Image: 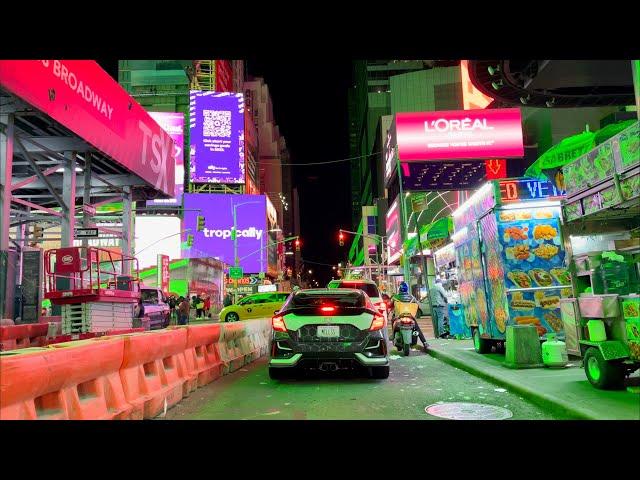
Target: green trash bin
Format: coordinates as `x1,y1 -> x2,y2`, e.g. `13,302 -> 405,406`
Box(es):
504,324 -> 544,369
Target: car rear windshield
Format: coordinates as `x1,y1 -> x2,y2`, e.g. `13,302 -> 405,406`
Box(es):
288,291 -> 366,309
336,282 -> 379,299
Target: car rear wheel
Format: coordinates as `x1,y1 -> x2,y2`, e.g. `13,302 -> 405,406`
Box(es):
225,312 -> 239,322
370,366 -> 389,379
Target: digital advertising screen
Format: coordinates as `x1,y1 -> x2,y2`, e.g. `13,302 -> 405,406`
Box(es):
189,91 -> 245,184
146,112 -> 185,206
182,194 -> 267,273
386,196 -> 402,264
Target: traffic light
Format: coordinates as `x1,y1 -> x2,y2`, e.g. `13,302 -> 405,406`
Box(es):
295,239 -> 300,252
186,234 -> 194,247
339,231 -> 344,247
196,215 -> 205,232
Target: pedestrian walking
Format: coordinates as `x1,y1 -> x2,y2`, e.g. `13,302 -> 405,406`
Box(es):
204,295 -> 211,318
178,296 -> 190,325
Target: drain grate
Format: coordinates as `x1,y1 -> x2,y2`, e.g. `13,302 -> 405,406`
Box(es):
425,402 -> 513,420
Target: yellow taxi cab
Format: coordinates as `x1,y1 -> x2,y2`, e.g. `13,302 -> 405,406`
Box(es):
219,291 -> 291,322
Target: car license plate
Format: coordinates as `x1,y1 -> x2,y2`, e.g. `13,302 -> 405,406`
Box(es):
317,325 -> 339,338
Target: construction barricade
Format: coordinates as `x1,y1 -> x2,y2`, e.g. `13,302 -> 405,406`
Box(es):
0,337 -> 132,420
183,324 -> 223,392
217,322 -> 248,375
119,329 -> 188,419
0,323 -> 50,351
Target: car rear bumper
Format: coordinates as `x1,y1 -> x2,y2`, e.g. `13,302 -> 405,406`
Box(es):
269,352 -> 388,368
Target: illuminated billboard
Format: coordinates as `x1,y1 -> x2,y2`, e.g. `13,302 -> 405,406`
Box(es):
396,108 -> 524,162
182,194 -> 267,273
189,91 -> 245,184
386,196 -> 402,264
146,112 -> 185,206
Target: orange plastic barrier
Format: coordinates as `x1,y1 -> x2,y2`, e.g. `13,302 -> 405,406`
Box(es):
0,324 -> 49,351
0,337 -> 132,420
119,330 -> 188,419
217,322 -> 247,374
183,324 -> 223,392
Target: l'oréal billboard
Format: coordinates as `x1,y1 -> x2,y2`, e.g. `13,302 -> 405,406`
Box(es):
189,91 -> 245,184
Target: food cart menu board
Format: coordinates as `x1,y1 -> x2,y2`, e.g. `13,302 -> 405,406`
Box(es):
496,207 -> 572,337
454,226 -> 490,334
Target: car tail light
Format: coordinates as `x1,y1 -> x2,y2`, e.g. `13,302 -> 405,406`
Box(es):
369,313 -> 385,331
320,306 -> 336,313
272,314 -> 287,332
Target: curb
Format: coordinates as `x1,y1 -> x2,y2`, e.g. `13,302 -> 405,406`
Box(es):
426,347 -> 594,420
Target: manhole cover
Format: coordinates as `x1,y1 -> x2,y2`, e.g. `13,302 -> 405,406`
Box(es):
425,402 -> 512,420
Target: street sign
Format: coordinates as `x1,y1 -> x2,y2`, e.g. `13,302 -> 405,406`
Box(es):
229,266 -> 243,279
83,204 -> 96,216
75,228 -> 99,238
258,272 -> 265,279
411,192 -> 428,213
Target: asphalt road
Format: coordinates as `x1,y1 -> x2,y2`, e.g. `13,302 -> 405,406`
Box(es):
162,345 -> 566,420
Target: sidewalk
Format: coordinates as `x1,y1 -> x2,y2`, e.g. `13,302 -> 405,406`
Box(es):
426,339 -> 640,420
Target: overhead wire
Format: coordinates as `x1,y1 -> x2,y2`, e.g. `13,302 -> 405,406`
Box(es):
258,151 -> 382,166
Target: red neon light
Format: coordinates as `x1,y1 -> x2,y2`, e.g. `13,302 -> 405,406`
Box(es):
485,159 -> 507,180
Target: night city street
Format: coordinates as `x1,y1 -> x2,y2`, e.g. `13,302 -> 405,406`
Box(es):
1,57 -> 639,427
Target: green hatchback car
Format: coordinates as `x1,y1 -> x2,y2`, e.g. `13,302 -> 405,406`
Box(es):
268,288 -> 389,379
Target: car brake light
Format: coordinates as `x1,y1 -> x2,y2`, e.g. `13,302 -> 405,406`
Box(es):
272,314 -> 287,332
320,306 -> 336,313
370,313 -> 385,331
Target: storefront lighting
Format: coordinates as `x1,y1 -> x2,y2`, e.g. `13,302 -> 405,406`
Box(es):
502,201 -> 561,210
450,227 -> 468,243
546,98 -> 556,108
55,167 -> 83,173
491,80 -> 504,90
488,65 -> 501,76
285,251 -> 294,255
452,182 -> 492,218
520,95 -> 530,105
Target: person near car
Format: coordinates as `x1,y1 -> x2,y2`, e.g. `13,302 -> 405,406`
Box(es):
168,295 -> 177,323
223,291 -> 233,307
178,296 -> 190,325
431,278 -> 451,338
203,295 -> 211,318
391,282 -> 429,350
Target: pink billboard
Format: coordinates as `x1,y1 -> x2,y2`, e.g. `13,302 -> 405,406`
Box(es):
147,111 -> 184,205
0,60 -> 175,196
396,108 -> 524,162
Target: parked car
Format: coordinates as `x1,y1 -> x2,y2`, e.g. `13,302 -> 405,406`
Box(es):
140,286 -> 170,330
219,292 -> 290,322
268,288 -> 389,379
327,279 -> 388,319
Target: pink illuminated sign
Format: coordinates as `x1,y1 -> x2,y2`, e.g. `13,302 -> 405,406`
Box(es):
396,108 -> 524,162
0,60 -> 175,196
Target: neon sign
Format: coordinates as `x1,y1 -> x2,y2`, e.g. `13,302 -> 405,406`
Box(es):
499,179 -> 566,203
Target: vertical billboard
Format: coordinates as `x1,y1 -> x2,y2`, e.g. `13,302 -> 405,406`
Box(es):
386,196 -> 402,264
157,254 -> 170,293
189,91 -> 245,184
146,112 -> 185,206
182,194 -> 267,273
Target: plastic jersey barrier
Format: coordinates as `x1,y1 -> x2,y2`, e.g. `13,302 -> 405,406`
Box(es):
119,329 -> 188,419
182,324 -> 223,391
0,337 -> 131,420
1,324 -> 50,351
217,322 -> 248,374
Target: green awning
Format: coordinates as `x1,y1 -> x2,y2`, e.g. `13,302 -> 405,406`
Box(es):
405,217 -> 453,256
525,130 -> 595,181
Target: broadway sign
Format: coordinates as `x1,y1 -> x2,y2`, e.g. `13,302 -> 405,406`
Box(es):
0,60 -> 176,197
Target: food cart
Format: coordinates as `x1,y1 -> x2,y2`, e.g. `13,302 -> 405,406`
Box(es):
560,121 -> 640,389
452,178 -> 571,353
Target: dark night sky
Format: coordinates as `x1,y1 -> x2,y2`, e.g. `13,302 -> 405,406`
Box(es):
246,60 -> 353,285
98,60 -> 353,286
